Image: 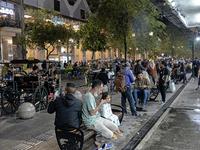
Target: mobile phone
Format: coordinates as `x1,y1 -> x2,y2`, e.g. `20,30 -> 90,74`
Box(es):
55,90 -> 59,97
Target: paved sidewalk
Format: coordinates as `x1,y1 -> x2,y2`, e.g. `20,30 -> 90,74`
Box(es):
0,74 -> 192,150
136,77 -> 200,150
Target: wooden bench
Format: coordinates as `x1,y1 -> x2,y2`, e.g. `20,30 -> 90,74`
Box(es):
55,104 -> 124,150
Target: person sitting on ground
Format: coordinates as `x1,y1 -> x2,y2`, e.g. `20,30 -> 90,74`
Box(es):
99,92 -> 122,129
133,72 -> 151,109
47,83 -> 82,131
82,80 -> 118,149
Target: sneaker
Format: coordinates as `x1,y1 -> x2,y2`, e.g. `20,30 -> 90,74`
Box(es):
196,87 -> 199,90
142,104 -> 145,109
101,143 -> 114,150
160,101 -> 165,105
136,102 -> 139,107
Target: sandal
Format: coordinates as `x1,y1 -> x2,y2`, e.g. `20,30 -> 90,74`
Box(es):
112,134 -> 117,139
133,114 -> 142,117
115,130 -> 123,136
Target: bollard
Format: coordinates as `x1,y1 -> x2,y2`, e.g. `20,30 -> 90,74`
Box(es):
18,102 -> 35,119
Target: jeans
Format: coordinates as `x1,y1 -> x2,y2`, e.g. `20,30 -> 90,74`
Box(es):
133,89 -> 150,105
121,87 -> 137,115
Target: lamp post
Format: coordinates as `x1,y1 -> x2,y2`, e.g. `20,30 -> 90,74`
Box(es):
20,0 -> 26,59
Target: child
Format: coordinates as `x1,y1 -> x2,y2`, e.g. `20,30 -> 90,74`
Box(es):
99,92 -> 123,137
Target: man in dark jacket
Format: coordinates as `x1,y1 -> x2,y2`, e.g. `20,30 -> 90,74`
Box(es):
48,83 -> 82,131
134,60 -> 144,75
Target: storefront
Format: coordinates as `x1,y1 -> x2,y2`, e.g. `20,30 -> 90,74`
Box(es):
0,1 -> 21,61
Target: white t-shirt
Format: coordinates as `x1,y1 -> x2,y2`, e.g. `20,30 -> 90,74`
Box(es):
108,71 -> 115,79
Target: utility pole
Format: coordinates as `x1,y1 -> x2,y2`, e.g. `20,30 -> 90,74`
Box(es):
20,0 -> 26,59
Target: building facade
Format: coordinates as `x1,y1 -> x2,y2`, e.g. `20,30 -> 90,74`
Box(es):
0,0 -> 128,63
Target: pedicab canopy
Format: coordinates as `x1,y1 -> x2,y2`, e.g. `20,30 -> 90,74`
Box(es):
10,59 -> 41,64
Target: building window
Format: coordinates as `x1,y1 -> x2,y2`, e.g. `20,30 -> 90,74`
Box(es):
54,0 -> 60,12
80,9 -> 85,19
68,0 -> 77,6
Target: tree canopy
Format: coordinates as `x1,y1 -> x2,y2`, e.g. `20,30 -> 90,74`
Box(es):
79,17 -> 110,59
19,8 -> 75,60
86,0 -> 166,61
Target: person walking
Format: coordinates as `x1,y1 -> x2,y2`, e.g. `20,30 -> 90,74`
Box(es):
121,62 -> 140,116
157,61 -> 169,105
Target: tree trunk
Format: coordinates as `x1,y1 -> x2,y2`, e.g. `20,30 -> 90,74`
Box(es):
123,30 -> 127,62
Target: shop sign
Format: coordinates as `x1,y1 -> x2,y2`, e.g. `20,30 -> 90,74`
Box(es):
0,7 -> 14,15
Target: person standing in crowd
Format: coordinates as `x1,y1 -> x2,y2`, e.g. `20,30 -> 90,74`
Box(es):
96,68 -> 108,86
115,62 -> 121,75
179,63 -> 188,83
134,60 -> 143,75
121,62 -> 140,116
148,60 -> 156,79
157,61 -> 169,105
107,67 -> 115,92
193,57 -> 199,78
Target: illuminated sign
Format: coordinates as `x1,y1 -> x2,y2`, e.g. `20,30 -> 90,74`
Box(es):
0,7 -> 14,15
53,19 -> 63,25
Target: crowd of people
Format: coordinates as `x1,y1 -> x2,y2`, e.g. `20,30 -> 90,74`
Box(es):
48,57 -> 196,150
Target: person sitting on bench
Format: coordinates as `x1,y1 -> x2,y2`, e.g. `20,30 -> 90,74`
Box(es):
47,83 -> 82,131
133,72 -> 151,109
82,80 -> 118,149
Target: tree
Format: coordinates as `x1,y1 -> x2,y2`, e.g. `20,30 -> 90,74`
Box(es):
160,22 -> 192,58
88,0 -> 165,61
19,9 -> 74,60
79,17 -> 110,59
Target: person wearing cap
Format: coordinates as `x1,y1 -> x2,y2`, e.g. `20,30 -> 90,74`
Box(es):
193,57 -> 199,78
48,83 -> 82,131
121,62 -> 140,116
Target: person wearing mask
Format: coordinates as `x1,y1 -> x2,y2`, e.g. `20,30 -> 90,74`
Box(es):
157,61 -> 169,105
82,80 -> 117,149
121,62 -> 140,116
193,57 -> 199,78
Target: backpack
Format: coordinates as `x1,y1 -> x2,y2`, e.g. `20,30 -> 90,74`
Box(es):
114,69 -> 128,92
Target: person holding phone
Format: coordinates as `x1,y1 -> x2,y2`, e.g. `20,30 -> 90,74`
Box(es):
48,83 -> 82,132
